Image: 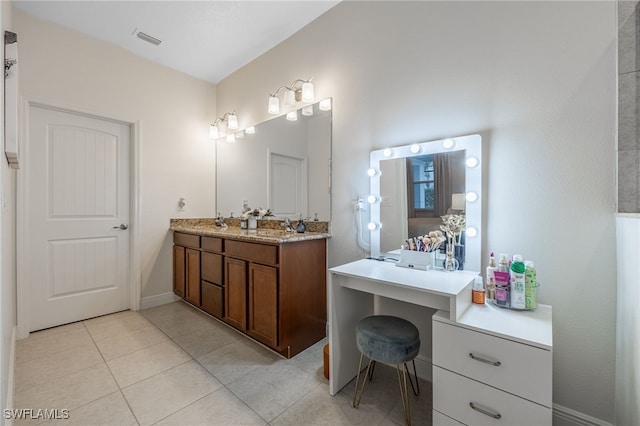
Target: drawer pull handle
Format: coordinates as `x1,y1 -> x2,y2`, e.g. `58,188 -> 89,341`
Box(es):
469,352 -> 501,366
469,402 -> 502,419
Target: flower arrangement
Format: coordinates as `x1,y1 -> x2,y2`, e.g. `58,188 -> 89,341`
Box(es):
440,214 -> 466,246
241,203 -> 273,219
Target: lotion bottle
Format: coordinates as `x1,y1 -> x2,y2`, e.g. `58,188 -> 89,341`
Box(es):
486,252 -> 496,300
510,254 -> 526,309
472,276 -> 485,304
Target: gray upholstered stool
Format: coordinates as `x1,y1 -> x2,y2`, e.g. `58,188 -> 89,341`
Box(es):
352,315 -> 420,426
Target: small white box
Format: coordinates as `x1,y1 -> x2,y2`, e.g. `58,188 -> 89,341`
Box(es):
397,249 -> 435,270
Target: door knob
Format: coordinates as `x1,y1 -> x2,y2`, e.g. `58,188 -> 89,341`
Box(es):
113,224 -> 129,230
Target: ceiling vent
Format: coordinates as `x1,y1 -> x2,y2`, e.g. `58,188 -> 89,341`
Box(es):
136,31 -> 162,46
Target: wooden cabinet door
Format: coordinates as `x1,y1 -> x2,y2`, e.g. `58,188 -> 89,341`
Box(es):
184,248 -> 201,306
247,263 -> 278,347
225,257 -> 247,331
173,245 -> 185,298
201,252 -> 223,285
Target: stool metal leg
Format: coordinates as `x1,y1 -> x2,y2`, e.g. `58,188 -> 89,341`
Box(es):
404,360 -> 420,396
396,364 -> 411,426
353,354 -> 374,408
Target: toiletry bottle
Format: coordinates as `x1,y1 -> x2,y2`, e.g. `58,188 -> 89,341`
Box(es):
494,253 -> 510,306
296,215 -> 307,233
486,252 -> 496,300
510,254 -> 526,309
524,260 -> 537,310
472,276 -> 485,304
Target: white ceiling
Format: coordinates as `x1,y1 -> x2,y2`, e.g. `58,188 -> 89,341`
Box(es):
12,1 -> 340,84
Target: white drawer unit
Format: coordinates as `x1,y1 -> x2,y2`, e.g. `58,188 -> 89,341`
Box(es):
432,303 -> 553,426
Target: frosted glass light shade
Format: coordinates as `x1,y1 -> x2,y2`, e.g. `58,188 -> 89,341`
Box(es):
284,89 -> 296,106
302,105 -> 314,116
268,96 -> 280,114
301,82 -> 314,102
245,126 -> 255,134
286,111 -> 298,121
227,114 -> 238,130
319,98 -> 332,111
209,124 -> 219,139
226,133 -> 236,143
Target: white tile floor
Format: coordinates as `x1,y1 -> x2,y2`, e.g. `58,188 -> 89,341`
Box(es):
13,301 -> 432,425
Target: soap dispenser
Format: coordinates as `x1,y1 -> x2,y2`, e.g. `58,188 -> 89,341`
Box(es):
296,215 -> 307,233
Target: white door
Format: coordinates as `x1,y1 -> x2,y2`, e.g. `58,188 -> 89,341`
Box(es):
269,152 -> 306,218
27,105 -> 131,331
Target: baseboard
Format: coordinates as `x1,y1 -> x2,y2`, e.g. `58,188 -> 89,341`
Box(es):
139,292 -> 180,310
5,325 -> 17,426
553,403 -> 613,426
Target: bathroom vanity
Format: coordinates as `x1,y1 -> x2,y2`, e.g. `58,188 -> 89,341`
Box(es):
171,219 -> 330,358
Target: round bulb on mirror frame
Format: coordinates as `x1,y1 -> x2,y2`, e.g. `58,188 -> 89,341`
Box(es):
442,138 -> 455,149
383,148 -> 393,157
209,124 -> 219,139
319,98 -> 332,111
367,222 -> 380,231
367,195 -> 379,204
410,144 -> 421,154
466,227 -> 478,238
245,126 -> 255,134
465,192 -> 478,203
301,81 -> 314,103
366,168 -> 379,177
465,157 -> 479,168
268,96 -> 280,115
227,114 -> 238,130
286,111 -> 298,121
226,133 -> 236,143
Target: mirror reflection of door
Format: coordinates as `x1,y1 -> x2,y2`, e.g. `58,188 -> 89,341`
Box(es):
269,152 -> 307,218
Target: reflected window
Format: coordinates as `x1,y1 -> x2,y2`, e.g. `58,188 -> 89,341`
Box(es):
409,155 -> 434,211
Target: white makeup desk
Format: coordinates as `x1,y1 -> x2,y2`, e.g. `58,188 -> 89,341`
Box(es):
328,258 -> 553,425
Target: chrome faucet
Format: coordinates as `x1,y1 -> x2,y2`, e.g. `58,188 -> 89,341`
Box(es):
215,212 -> 227,228
281,217 -> 294,232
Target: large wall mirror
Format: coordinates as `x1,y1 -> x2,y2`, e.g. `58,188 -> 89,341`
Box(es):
216,100 -> 332,220
369,134 -> 482,272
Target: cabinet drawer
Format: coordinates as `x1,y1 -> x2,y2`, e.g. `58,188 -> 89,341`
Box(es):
433,366 -> 551,426
225,240 -> 278,265
432,410 -> 464,426
201,281 -> 224,319
201,252 -> 223,285
202,236 -> 223,253
433,320 -> 552,407
174,232 -> 200,249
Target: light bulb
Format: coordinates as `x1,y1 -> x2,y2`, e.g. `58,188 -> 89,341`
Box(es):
366,168 -> 379,177
367,195 -> 379,204
209,124 -> 219,139
466,227 -> 478,238
442,138 -> 455,149
319,98 -> 332,111
367,222 -> 380,231
465,192 -> 478,202
268,95 -> 280,115
410,144 -> 421,154
226,133 -> 236,143
301,81 -> 314,102
465,157 -> 479,168
301,105 -> 313,116
383,148 -> 393,157
286,111 -> 298,121
245,126 -> 255,134
227,113 -> 238,130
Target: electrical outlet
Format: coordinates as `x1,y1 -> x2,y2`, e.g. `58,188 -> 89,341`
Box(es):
177,198 -> 186,211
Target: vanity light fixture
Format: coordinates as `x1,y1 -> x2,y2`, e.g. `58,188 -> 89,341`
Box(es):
268,77 -> 314,115
367,168 -> 380,177
383,148 -> 393,158
410,144 -> 421,154
235,131 -> 244,139
209,111 -> 239,139
442,138 -> 455,149
465,157 -> 479,168
245,126 -> 255,134
367,195 -> 379,204
465,192 -> 478,203
367,222 -> 381,231
286,111 -> 298,121
319,98 -> 332,111
301,105 -> 314,116
226,133 -> 236,143
466,227 -> 478,238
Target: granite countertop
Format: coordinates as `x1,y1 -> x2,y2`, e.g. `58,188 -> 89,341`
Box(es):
170,218 -> 331,244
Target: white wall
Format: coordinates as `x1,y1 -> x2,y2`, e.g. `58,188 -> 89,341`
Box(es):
1,0 -> 15,420
13,10 -> 217,301
216,1 -> 617,423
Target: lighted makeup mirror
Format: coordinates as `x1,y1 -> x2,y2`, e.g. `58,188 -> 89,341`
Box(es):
369,134 -> 482,272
